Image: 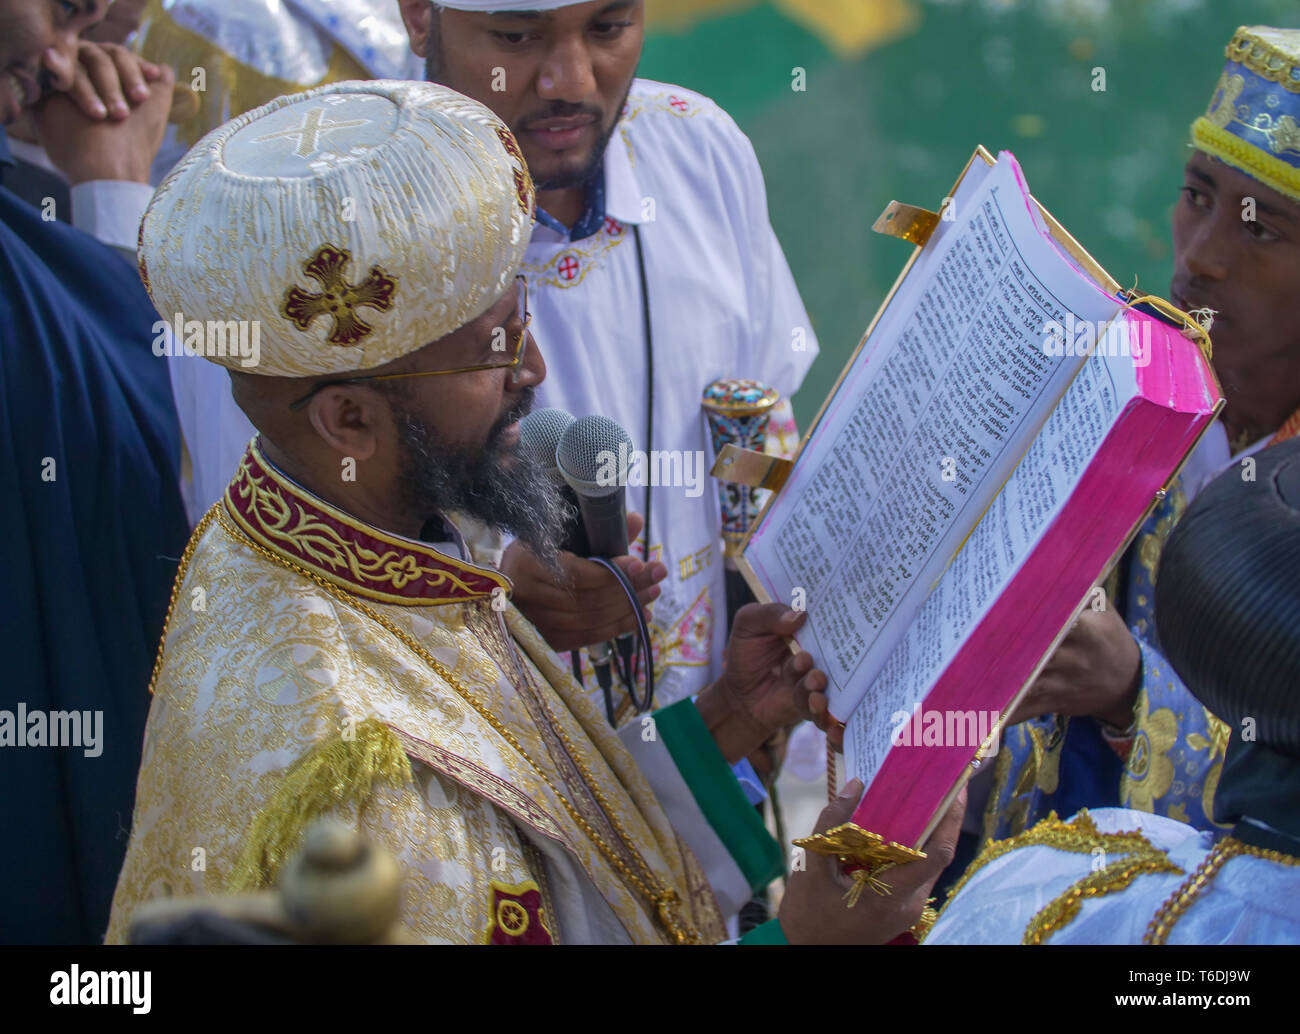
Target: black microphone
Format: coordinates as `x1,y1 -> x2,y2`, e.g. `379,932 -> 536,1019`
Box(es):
518,407 -> 589,556
555,415 -> 632,560
556,416 -> 638,719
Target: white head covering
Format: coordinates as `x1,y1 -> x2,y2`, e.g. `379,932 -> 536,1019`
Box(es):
138,79 -> 536,378
435,1 -> 589,10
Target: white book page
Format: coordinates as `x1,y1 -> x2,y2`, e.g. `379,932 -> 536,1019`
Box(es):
744,153 -> 1123,719
842,348 -> 1137,785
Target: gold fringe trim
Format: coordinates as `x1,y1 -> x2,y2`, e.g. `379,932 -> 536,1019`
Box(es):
228,719 -> 413,892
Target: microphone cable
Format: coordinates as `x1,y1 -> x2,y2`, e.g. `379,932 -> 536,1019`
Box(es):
590,555 -> 655,726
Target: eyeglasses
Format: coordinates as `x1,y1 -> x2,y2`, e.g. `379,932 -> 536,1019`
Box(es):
289,276 -> 532,411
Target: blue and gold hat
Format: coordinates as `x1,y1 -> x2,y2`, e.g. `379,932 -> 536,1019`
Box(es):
1192,26 -> 1300,203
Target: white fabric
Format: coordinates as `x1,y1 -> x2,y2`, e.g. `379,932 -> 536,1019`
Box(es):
141,80 -> 535,378
147,0 -> 426,182
527,79 -> 818,709
436,1 -> 586,10
617,715 -> 752,918
928,808 -> 1300,944
69,180 -> 154,251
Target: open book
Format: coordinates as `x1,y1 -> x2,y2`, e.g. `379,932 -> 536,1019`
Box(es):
736,149 -> 1222,852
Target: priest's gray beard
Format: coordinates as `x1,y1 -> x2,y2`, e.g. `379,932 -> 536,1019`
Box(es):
388,390 -> 574,574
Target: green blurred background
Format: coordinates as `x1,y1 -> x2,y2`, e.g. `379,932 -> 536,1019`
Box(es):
638,0 -> 1297,427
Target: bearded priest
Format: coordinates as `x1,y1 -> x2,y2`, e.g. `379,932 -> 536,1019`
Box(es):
105,80 -> 945,946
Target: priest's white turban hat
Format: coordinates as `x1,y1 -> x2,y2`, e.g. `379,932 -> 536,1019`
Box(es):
138,79 -> 536,378
435,1 -> 591,10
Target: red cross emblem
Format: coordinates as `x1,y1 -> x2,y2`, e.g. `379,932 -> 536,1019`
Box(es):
669,96 -> 689,112
558,255 -> 580,281
604,217 -> 624,237
282,244 -> 397,346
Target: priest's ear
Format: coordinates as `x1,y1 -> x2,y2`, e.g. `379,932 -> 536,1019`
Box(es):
397,0 -> 436,59
304,384 -> 386,464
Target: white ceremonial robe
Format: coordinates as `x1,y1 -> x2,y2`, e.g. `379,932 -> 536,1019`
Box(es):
525,79 -> 818,712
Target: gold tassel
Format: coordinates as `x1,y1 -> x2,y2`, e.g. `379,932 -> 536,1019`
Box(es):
843,863 -> 895,907
229,719 -> 412,893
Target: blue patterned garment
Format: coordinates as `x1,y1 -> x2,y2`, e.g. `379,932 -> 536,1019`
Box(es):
985,477 -> 1230,842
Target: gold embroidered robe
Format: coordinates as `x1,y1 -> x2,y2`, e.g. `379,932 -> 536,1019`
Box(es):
105,444 -> 769,944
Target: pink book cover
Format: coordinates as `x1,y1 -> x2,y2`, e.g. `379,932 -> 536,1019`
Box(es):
851,311 -> 1221,847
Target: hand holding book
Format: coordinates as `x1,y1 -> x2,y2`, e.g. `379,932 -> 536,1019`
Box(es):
728,148 -> 1221,859
1007,607 -> 1143,728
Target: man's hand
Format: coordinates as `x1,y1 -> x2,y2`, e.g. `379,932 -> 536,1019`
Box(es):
33,48 -> 173,185
1008,606 -> 1141,728
695,603 -> 837,764
44,41 -> 165,122
778,780 -> 965,944
500,512 -> 666,653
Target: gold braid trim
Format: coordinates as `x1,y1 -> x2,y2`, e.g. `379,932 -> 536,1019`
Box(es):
228,718 -> 413,892
1025,853 -> 1182,945
1226,28 -> 1300,94
1144,836 -> 1300,944
148,505 -> 221,695
909,900 -> 939,943
935,810 -> 1167,929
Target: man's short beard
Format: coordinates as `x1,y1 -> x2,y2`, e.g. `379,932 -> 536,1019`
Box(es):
387,388 -> 574,574
423,4 -> 634,192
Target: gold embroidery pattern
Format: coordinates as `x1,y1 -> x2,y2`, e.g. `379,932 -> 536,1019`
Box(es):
110,521 -> 592,944
1145,835 -> 1300,944
483,879 -> 554,945
1136,483 -> 1186,588
1123,690 -> 1178,814
1226,28 -> 1300,94
216,508 -> 704,945
984,718 -> 1067,840
282,244 -> 397,346
493,125 -> 535,217
389,725 -> 565,843
225,444 -> 509,606
939,810 -> 1167,928
1025,853 -> 1182,945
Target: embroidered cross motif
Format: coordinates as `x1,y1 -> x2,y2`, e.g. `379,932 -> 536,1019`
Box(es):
604,217 -> 625,236
669,96 -> 689,112
254,106 -> 370,159
495,125 -> 524,165
493,125 -> 533,214
282,245 -> 397,346
558,255 -> 580,281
